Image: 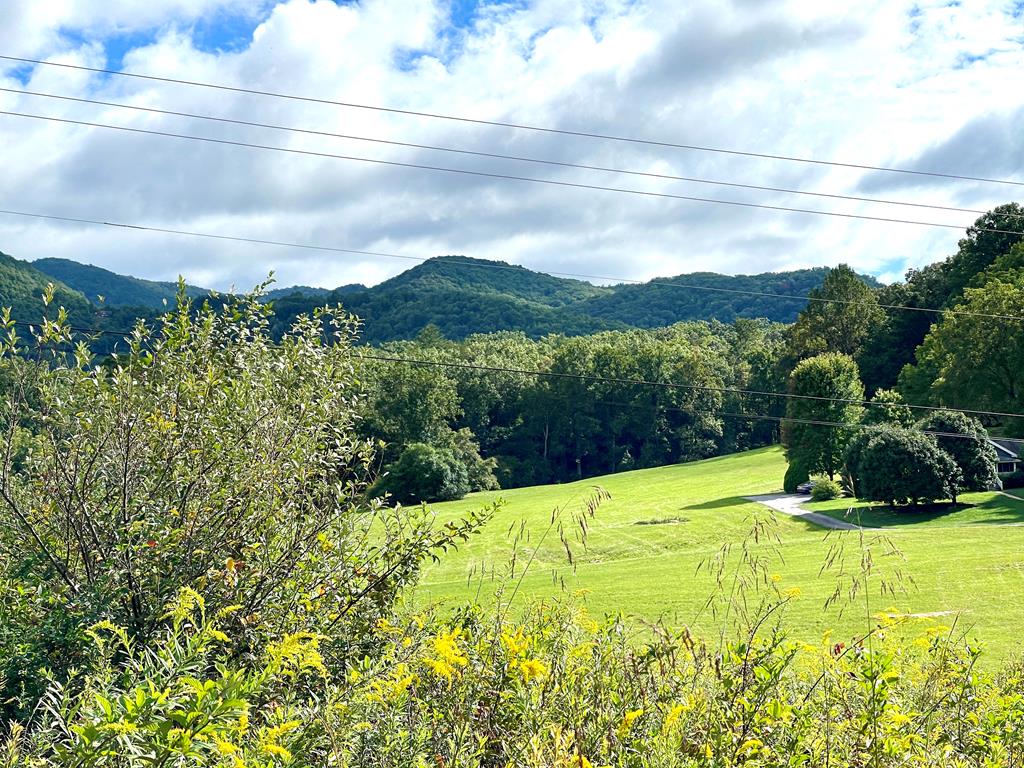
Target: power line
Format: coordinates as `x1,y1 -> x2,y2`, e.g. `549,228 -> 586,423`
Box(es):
12,316 -> 1023,422
3,86 -> 1020,222
2,206 -> 1022,322
5,109 -> 1024,238
3,53 -> 1023,189
599,400 -> 995,444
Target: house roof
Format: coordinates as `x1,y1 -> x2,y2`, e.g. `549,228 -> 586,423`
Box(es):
989,438 -> 1024,460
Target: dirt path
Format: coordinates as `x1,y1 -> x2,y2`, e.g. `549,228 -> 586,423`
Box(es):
744,493 -> 863,530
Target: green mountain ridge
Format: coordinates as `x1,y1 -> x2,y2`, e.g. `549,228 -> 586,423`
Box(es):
268,256 -> 879,342
32,258 -> 207,310
9,251 -> 880,343
0,252 -> 94,326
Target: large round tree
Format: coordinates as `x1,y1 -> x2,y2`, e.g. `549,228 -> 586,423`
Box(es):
845,425 -> 962,506
916,410 -> 998,492
783,353 -> 864,481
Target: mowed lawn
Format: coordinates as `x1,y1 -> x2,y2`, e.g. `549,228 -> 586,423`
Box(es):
415,447 -> 1024,659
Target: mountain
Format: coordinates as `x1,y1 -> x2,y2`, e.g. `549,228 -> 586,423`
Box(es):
267,256 -> 879,343
580,268 -> 881,328
0,252 -> 94,326
7,251 -> 881,344
35,258 -> 363,308
267,256 -> 623,343
266,285 -> 339,301
32,258 -> 207,310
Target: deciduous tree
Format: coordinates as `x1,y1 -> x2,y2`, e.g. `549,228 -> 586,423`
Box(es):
783,353 -> 865,480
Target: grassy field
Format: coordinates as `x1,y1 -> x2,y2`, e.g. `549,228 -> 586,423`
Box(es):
416,447 -> 1024,659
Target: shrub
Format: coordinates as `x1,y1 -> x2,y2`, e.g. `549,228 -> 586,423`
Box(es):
845,425 -> 962,506
0,290 -> 492,717
448,427 -> 499,493
811,477 -> 843,501
8,589 -> 333,767
375,443 -> 471,504
783,459 -> 810,493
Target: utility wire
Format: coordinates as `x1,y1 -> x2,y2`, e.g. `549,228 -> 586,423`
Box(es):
10,318 -> 1024,422
3,52 -> 1023,189
4,109 -> 1024,238
598,399 -> 997,444
3,86 -> 1019,222
2,206 -> 1023,322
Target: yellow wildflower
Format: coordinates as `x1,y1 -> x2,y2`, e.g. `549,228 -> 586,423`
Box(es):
422,657 -> 455,680
519,658 -> 548,682
261,744 -> 292,761
738,738 -> 764,755
501,628 -> 530,657
616,708 -> 643,738
663,703 -> 686,732
433,627 -> 469,666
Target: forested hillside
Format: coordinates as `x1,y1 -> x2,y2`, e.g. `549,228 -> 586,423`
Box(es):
0,251 -> 94,326
267,257 -> 880,342
33,257 -> 208,309
23,251 -> 877,343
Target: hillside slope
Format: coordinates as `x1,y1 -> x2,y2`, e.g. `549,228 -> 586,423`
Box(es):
267,257 -> 875,342
33,258 -> 207,310
420,446 -> 1024,658
0,252 -> 94,325
13,251 -> 879,342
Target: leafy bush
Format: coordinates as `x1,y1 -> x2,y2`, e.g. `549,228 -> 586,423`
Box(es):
374,428 -> 500,504
375,443 -> 471,504
916,409 -> 998,491
783,459 -> 810,493
6,589 -> 333,767
0,290 -> 491,717
845,425 -> 962,506
810,477 -> 843,501
448,427 -> 499,493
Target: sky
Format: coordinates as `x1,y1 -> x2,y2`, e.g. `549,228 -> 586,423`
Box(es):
0,0 -> 1022,292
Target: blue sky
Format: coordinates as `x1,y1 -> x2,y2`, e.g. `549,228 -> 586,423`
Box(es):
0,0 -> 1021,290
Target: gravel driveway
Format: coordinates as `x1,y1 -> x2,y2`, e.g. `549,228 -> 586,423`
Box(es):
744,493 -> 862,530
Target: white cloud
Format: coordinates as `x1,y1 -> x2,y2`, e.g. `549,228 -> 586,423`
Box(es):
0,0 -> 1022,291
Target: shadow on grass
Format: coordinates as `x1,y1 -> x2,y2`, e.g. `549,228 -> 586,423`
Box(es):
819,495 -> 1024,528
681,496 -> 755,511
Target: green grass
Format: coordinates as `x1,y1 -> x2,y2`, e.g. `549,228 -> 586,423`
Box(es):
416,447 -> 1024,660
